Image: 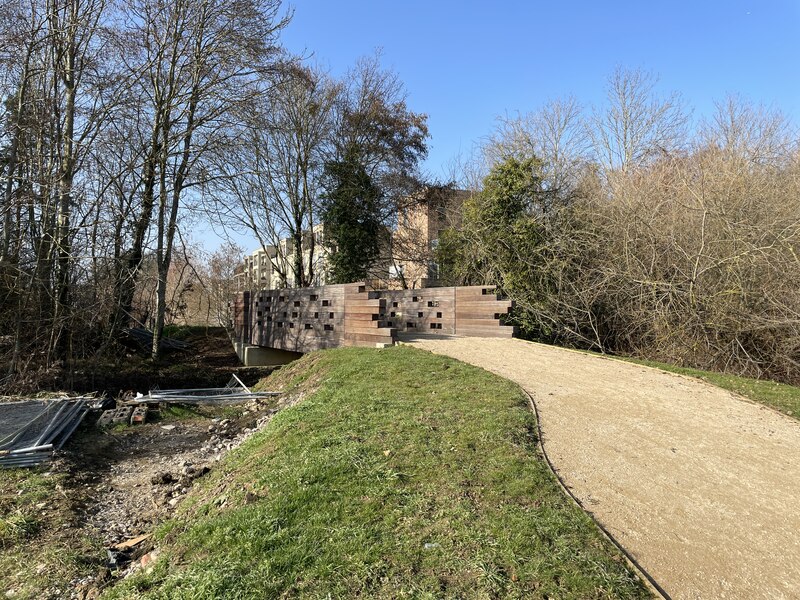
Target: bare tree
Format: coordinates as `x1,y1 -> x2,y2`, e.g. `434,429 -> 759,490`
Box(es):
484,96 -> 590,211
212,65 -> 338,288
699,94 -> 797,165
590,67 -> 689,173
120,0 -> 287,358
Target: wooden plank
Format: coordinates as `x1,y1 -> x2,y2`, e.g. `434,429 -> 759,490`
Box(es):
456,326 -> 516,337
454,301 -> 512,310
455,319 -> 507,327
345,332 -> 395,343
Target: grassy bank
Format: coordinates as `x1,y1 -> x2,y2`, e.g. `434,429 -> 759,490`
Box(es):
106,346 -> 647,599
0,469 -> 103,598
618,357 -> 800,419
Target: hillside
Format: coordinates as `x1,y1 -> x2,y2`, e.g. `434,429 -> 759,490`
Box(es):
104,346 -> 647,599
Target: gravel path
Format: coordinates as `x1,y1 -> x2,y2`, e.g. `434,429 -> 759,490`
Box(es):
410,337 -> 800,600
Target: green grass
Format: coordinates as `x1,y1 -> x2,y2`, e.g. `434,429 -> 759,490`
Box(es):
105,346 -> 648,599
0,469 -> 103,599
156,404 -> 205,421
617,357 -> 800,419
0,470 -> 53,548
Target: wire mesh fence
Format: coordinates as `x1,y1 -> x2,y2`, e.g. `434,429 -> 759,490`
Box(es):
0,397 -> 91,468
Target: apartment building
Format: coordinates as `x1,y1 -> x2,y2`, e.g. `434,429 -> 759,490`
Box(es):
391,187 -> 469,289
235,224 -> 328,290
235,188 -> 468,292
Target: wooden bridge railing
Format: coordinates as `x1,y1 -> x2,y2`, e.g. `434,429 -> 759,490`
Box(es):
231,282 -> 515,354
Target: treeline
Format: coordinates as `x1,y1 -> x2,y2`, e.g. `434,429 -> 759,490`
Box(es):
0,0 -> 428,375
439,69 -> 800,384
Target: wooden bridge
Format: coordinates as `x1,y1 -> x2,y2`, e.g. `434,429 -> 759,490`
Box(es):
231,283 -> 514,362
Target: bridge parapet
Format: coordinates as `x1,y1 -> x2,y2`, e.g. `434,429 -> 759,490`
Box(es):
231,283 -> 514,355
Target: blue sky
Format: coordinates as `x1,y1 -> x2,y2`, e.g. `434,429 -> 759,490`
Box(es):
281,0 -> 800,179
204,1 -> 798,252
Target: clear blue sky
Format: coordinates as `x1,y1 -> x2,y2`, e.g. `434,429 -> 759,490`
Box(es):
202,0 -> 798,252
281,0 -> 800,179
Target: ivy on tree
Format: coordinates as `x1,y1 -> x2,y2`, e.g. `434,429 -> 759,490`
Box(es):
321,146 -> 384,284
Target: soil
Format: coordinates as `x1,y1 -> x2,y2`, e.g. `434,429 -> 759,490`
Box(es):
24,397 -> 289,600
411,337 -> 800,600
69,412 -> 252,547
0,327 -> 289,600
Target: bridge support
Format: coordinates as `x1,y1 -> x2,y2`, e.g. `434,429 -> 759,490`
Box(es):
233,342 -> 303,367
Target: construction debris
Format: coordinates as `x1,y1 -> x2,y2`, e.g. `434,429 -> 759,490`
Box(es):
131,406 -> 148,425
0,396 -> 91,468
141,374 -> 279,405
113,533 -> 152,552
97,406 -> 133,428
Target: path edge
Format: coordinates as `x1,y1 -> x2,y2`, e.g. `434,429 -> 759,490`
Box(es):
522,388 -> 671,600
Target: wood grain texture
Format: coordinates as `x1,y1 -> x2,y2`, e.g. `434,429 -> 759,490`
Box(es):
231,283 -> 514,353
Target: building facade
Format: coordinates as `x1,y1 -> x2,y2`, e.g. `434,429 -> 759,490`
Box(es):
391,187 -> 469,289
235,188 -> 468,292
235,224 -> 329,291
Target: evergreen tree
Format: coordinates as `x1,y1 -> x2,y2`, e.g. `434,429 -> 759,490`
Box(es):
321,146 -> 384,283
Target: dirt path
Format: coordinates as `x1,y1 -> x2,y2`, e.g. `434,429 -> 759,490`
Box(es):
410,337 -> 800,600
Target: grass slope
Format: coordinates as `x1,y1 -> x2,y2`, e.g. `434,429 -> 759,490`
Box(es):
106,346 -> 647,599
619,357 -> 800,419
0,469 -> 102,598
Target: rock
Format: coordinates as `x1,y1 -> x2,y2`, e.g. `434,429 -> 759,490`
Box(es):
150,472 -> 174,485
140,549 -> 160,569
